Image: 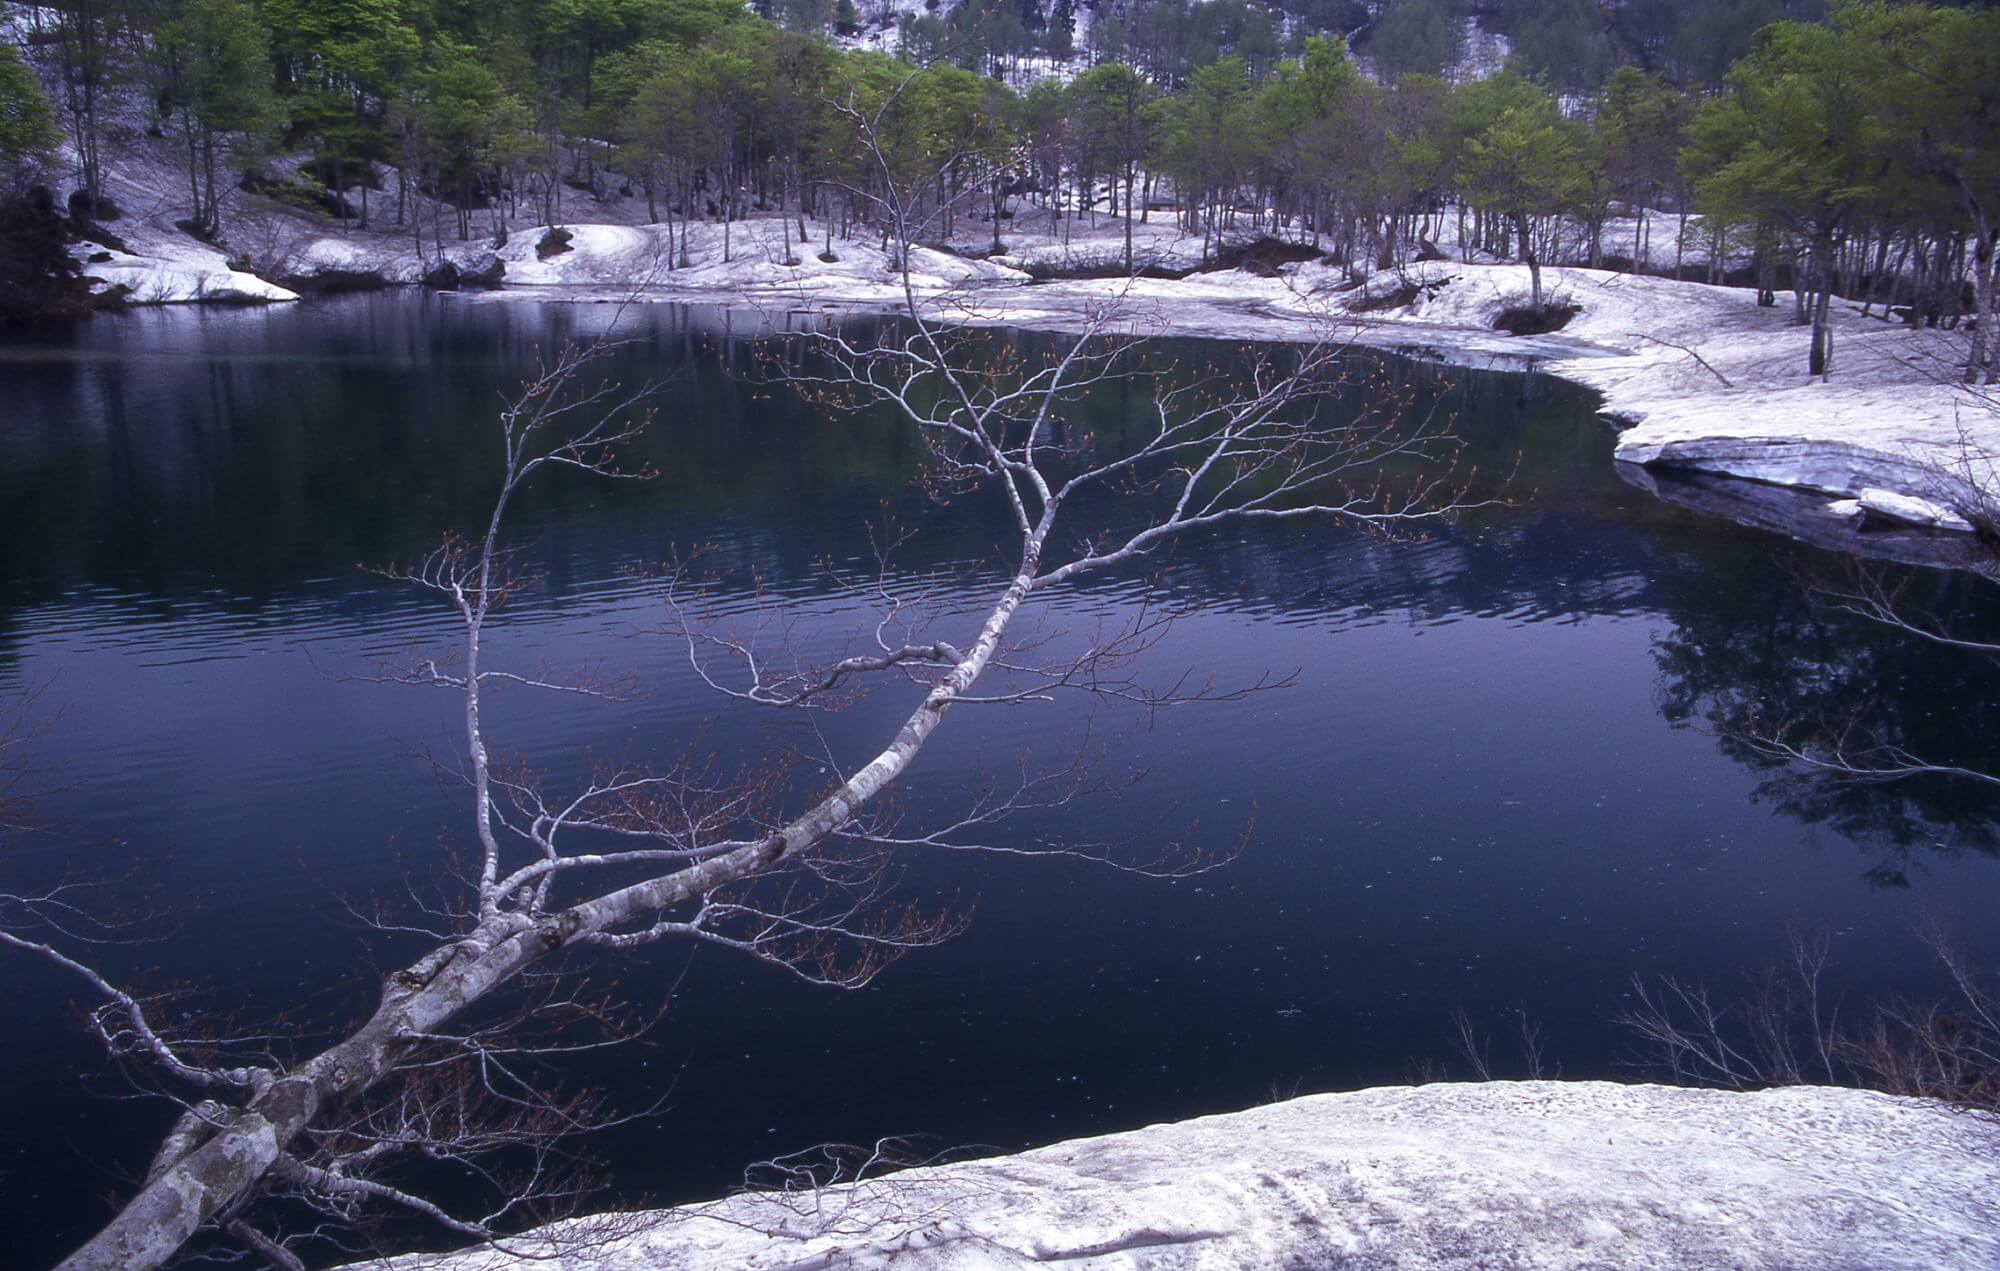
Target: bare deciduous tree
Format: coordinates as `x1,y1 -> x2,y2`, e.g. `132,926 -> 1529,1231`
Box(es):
3,92 -> 1482,1271
1620,921 -> 2000,1113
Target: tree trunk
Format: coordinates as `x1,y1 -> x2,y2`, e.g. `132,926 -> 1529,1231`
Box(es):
1955,177 -> 1997,383
1124,160 -> 1135,275
1808,242 -> 1835,380
56,517 -> 1056,1271
1516,212 -> 1541,310
1968,221 -> 1997,385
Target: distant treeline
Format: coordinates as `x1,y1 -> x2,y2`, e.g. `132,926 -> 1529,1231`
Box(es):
0,0 -> 1995,373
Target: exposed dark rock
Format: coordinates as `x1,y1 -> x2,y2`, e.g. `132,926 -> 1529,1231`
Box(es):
67,189 -> 120,222
298,157 -> 382,193
1024,258 -> 1191,282
1021,236 -> 1321,284
536,227 -> 575,260
1617,464 -> 1993,572
1205,235 -> 1322,274
1494,301 -> 1580,336
241,168 -> 353,219
76,223 -> 131,254
279,268 -> 391,294
420,258 -> 462,290
1348,278 -> 1429,312
0,187 -> 93,322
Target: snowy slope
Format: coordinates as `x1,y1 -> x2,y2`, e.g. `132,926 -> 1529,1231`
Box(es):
358,1081 -> 2000,1270
1253,260 -> 1996,523
288,217 -> 1030,300
70,238 -> 298,304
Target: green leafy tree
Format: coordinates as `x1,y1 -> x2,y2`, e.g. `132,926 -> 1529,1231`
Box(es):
156,0 -> 281,239
1018,76 -> 1072,237
261,0 -> 421,228
1455,73 -> 1589,309
0,43 -> 80,320
688,28 -> 764,261
1506,0 -> 1615,96
403,42 -> 528,241
1158,54 -> 1252,260
628,46 -> 708,264
1045,0 -> 1074,56
758,29 -> 834,262
1368,0 -> 1466,82
1253,36 -> 1363,253
0,42 -> 61,190
1682,10 -> 1886,376
1855,1 -> 2000,383
1593,66 -> 1690,271
1072,61 -> 1158,272
44,0 -> 128,218
1382,72 -> 1457,263
827,53 -> 994,237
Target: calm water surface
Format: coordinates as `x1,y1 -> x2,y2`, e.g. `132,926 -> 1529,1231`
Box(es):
3,295 -> 1998,1263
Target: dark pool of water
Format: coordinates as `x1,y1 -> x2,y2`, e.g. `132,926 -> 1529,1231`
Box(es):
3,295 -> 1998,1265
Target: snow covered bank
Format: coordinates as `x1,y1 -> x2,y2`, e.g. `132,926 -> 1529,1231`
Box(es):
284,217 -> 1029,301
72,207 -> 1999,544
1261,261 -> 1998,528
461,236 -> 2000,534
361,1081 -> 1999,1270
71,236 -> 298,305
1001,258 -> 2000,537
1510,267 -> 1995,525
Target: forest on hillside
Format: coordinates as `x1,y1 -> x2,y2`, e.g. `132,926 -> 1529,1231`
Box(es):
0,0 -> 1996,375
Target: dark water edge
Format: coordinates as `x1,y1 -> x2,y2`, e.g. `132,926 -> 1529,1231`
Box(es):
3,294 -> 1999,1266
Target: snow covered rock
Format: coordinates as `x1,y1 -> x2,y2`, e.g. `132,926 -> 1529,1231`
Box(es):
1853,487 -> 1974,531
374,1081 -> 2000,1270
72,239 -> 298,305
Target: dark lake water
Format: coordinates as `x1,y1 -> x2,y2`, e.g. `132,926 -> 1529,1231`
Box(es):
4,294 -> 1999,1264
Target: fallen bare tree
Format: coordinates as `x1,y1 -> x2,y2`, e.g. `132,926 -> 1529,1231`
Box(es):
2,79 -> 1481,1271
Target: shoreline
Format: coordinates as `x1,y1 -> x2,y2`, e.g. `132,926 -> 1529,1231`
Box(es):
73,216 -> 1999,564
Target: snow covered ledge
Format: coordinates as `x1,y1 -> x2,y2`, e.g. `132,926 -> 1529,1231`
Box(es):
377,1081 -> 1998,1270
1243,260 -> 2000,531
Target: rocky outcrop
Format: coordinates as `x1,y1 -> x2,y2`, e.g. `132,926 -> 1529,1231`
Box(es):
1,186 -> 95,321
1618,464 -> 1991,568
419,250 -> 505,291
380,1081 -> 2000,1270
277,266 -> 392,294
